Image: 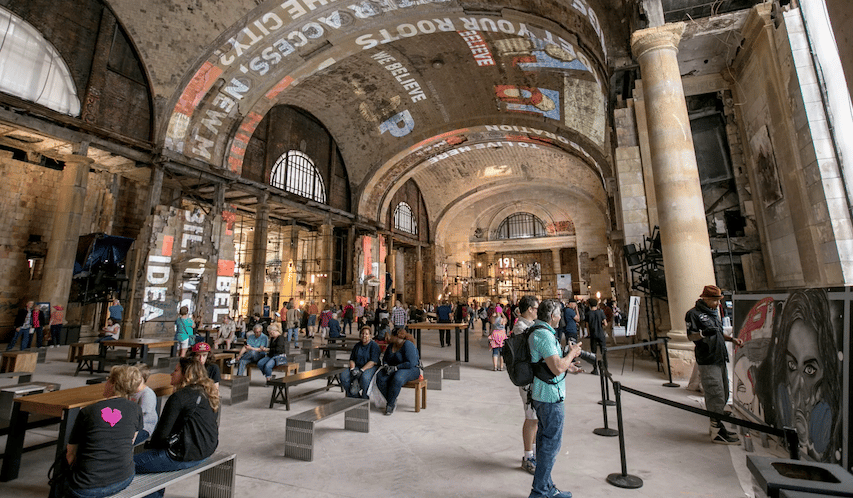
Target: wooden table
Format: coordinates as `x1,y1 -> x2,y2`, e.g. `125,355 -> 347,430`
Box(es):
100,338 -> 177,365
0,373 -> 174,482
0,351 -> 38,373
406,322 -> 471,362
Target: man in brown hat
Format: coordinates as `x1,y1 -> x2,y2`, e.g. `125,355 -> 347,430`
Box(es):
686,285 -> 743,444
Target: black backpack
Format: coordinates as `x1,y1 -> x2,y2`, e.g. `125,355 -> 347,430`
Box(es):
502,324 -> 563,386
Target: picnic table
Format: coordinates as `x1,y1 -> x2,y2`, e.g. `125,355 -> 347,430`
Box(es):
406,322 -> 471,362
0,373 -> 174,482
100,338 -> 178,365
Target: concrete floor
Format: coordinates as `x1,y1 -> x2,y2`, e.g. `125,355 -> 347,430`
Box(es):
0,328 -> 785,497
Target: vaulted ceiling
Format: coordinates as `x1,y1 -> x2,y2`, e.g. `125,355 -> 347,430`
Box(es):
78,1 -> 764,244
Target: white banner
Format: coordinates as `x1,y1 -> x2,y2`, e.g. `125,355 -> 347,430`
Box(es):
627,295 -> 641,337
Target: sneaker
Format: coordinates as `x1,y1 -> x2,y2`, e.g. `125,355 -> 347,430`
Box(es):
549,489 -> 572,498
384,405 -> 395,416
711,428 -> 740,445
226,358 -> 236,366
709,419 -> 721,436
521,456 -> 536,475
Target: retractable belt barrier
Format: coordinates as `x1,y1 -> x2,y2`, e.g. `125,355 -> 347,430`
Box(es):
594,365 -> 800,490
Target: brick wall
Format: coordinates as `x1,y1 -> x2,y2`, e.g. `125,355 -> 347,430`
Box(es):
0,156 -> 111,336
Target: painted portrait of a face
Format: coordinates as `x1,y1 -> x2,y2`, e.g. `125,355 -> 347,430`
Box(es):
767,289 -> 841,463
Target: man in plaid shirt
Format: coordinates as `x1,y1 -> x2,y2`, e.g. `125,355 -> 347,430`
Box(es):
391,300 -> 408,330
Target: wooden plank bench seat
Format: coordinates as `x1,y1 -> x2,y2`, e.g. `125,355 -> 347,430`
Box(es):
244,361 -> 298,380
267,367 -> 346,410
423,361 -> 461,390
68,342 -> 98,362
284,398 -> 369,461
74,352 -> 129,376
107,451 -> 235,498
401,378 -> 427,412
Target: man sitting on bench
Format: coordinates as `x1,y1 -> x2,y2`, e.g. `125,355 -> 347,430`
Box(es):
341,326 -> 381,398
228,325 -> 268,376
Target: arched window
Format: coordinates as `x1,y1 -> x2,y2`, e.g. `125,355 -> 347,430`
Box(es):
394,202 -> 417,235
496,212 -> 547,239
270,150 -> 326,203
0,8 -> 80,116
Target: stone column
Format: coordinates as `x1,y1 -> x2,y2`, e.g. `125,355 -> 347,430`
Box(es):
40,153 -> 93,312
248,193 -> 269,315
415,245 -> 423,306
551,248 -> 562,298
317,222 -> 334,303
485,251 -> 496,298
631,23 -> 716,379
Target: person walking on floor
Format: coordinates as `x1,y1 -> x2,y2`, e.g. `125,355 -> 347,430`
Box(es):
686,285 -> 743,445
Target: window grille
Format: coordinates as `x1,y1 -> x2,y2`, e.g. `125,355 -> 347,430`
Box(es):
496,213 -> 547,239
0,8 -> 80,115
394,202 -> 417,235
270,150 -> 326,203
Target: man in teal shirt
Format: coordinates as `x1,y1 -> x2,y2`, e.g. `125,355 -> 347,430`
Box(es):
527,299 -> 582,498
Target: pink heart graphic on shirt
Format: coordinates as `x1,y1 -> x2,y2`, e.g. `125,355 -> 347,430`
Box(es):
101,407 -> 122,427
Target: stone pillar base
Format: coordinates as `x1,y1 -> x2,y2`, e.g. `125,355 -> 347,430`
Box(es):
663,331 -> 695,381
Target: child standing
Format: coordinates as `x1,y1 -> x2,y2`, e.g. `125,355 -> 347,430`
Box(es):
489,313 -> 507,371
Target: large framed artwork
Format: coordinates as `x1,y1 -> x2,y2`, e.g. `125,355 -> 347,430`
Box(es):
732,288 -> 849,467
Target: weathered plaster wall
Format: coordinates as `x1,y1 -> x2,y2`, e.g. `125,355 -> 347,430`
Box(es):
0,158 -> 113,334
730,6 -> 852,288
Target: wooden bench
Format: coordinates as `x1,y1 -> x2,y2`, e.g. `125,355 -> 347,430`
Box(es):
67,342 -> 98,362
105,451 -> 235,498
244,361 -> 298,380
284,398 -> 369,461
402,378 -> 427,412
74,351 -> 129,376
267,367 -> 346,410
423,361 -> 461,390
1,351 -> 38,373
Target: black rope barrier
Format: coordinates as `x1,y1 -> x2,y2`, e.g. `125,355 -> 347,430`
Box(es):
596,368 -> 799,490
604,337 -> 679,387
617,383 -> 799,459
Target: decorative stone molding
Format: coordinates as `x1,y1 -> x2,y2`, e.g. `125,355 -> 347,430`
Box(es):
630,23 -> 685,60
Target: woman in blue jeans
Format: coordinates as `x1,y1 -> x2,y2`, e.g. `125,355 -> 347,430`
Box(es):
134,358 -> 219,498
257,325 -> 288,381
375,328 -> 420,415
341,326 -> 381,398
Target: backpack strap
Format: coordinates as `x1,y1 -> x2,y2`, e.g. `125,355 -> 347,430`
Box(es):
526,324 -> 566,384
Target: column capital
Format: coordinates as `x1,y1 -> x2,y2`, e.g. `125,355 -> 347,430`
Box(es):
630,22 -> 685,60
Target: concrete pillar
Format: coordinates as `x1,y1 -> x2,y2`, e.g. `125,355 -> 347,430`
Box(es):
248,193 -> 269,315
631,23 -> 716,378
415,245 -> 423,305
485,251 -> 496,298
279,223 -> 300,302
317,222 -> 334,303
551,248 -> 563,299
40,153 -> 93,312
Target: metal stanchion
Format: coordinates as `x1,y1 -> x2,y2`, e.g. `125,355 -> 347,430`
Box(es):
661,336 -> 679,388
606,381 -> 643,489
596,347 -> 615,406
593,360 -> 618,437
